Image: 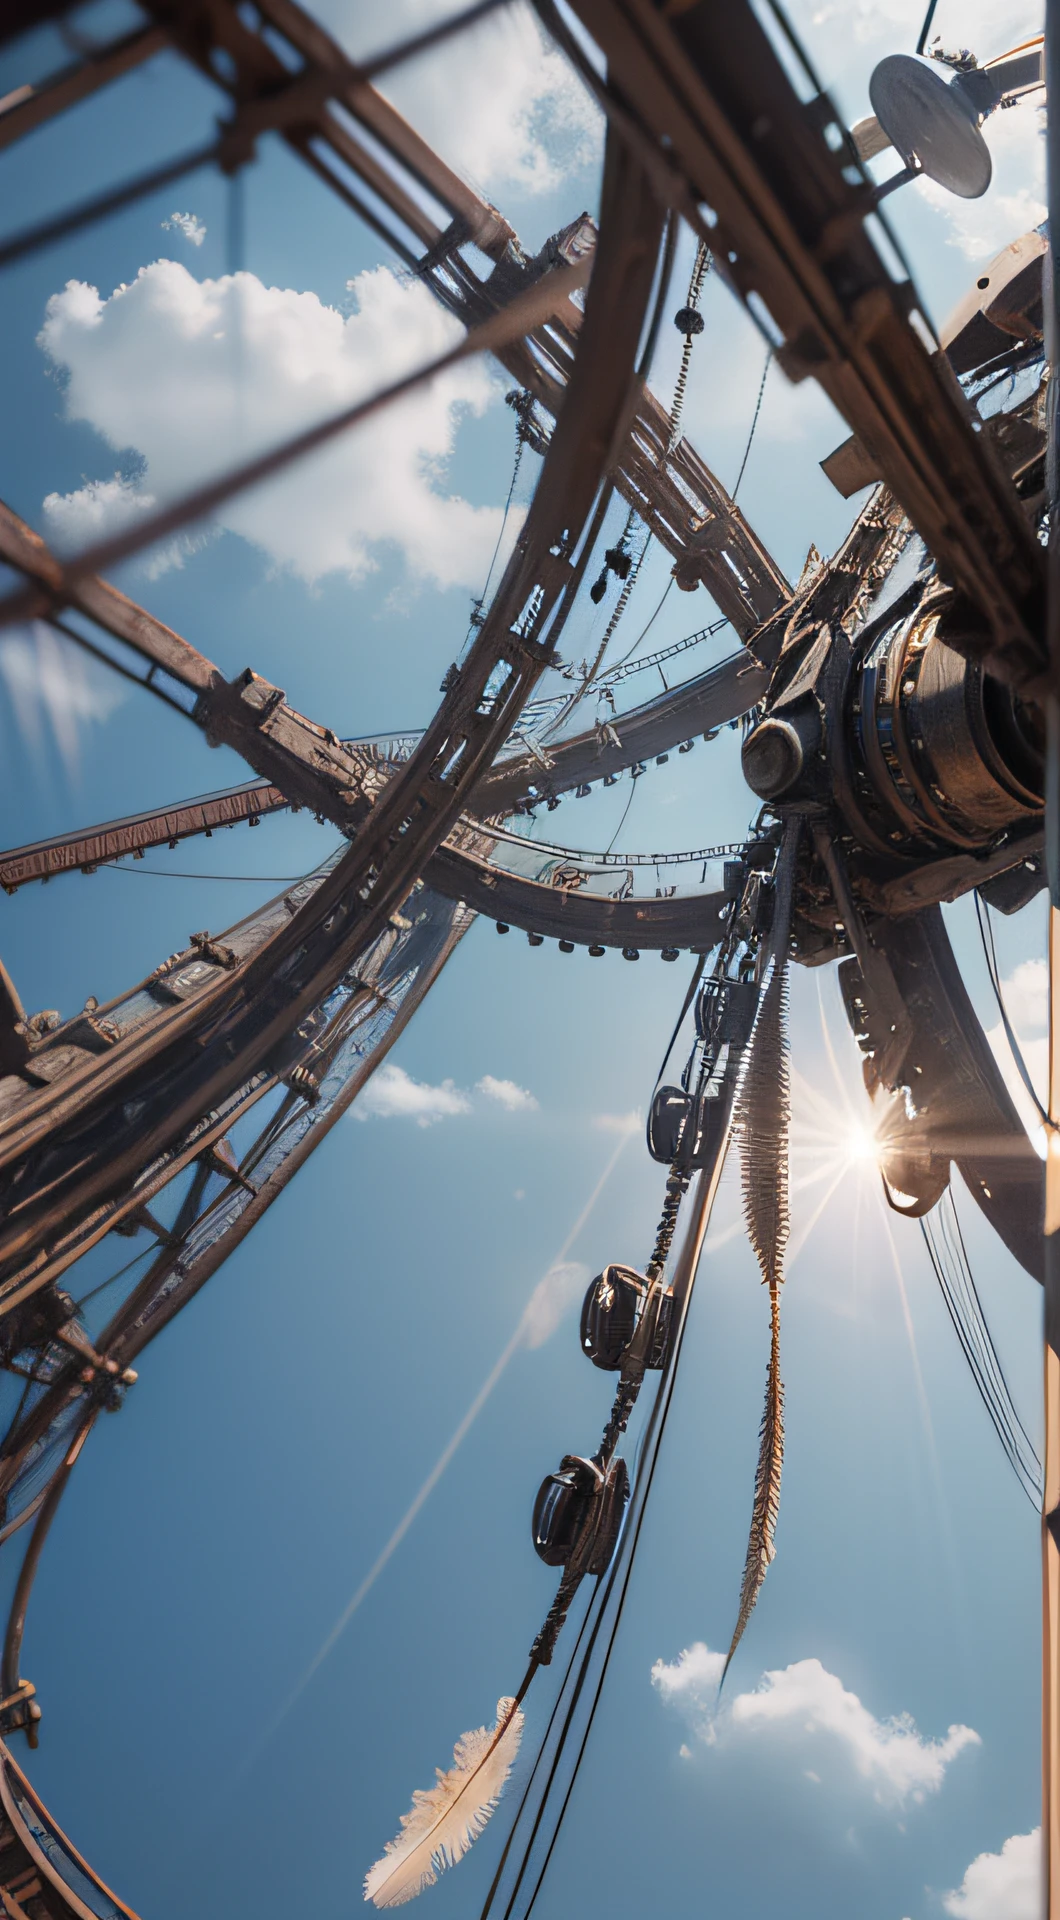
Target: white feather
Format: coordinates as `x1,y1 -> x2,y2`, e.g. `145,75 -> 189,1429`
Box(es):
364,1696 -> 524,1908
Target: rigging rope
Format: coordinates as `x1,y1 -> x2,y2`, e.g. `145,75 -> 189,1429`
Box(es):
463,432 -> 527,657
731,348 -> 773,503
603,775 -> 638,856
491,1177 -> 710,1920
921,1191 -> 1042,1505
606,576 -> 674,673
668,240 -> 712,451
974,891 -> 1049,1125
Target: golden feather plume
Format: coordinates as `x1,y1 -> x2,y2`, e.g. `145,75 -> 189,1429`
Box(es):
364,1697 -> 524,1908
723,1287 -> 784,1680
724,855 -> 795,1677
737,952 -> 791,1292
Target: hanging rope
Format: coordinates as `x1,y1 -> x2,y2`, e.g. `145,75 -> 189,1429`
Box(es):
668,240 -> 712,452
593,521 -> 651,664
922,1193 -> 1042,1505
731,348 -> 773,503
974,890 -> 1049,1125
722,819 -> 798,1682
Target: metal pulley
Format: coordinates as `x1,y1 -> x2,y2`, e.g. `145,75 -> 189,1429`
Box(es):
695,977 -> 759,1047
646,1083 -> 732,1173
531,1453 -> 630,1574
580,1264 -> 673,1371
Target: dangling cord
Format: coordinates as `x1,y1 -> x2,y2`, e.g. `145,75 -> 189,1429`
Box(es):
668,239 -> 712,453
594,519 -> 651,664
463,428 -> 527,659
731,347 -> 773,502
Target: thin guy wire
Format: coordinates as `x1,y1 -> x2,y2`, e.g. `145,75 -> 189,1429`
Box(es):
731,349 -> 773,502
974,891 -> 1049,1124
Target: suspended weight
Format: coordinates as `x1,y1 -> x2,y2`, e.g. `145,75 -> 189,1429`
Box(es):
647,1083 -> 734,1173
531,1454 -> 630,1575
580,1263 -> 673,1371
695,976 -> 759,1046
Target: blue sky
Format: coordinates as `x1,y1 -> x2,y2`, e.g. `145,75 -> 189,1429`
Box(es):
0,2 -> 1050,1917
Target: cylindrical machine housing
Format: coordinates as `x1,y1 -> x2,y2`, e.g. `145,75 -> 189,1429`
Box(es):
849,607 -> 1042,852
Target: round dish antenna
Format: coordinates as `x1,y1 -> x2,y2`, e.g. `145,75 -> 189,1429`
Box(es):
869,53 -> 992,198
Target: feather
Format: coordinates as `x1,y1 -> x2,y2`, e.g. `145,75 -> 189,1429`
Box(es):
723,1287 -> 784,1679
364,1697 -> 524,1908
724,824 -> 798,1676
736,952 -> 791,1291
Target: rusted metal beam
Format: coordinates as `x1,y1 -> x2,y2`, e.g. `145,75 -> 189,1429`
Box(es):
0,643 -> 764,889
131,0 -> 788,631
0,502 -> 215,693
0,485 -> 903,892
566,0 -> 1045,688
427,844 -> 727,948
0,130 -> 665,1301
0,781 -> 287,891
0,498 -> 402,825
478,650 -> 766,813
0,23 -> 166,152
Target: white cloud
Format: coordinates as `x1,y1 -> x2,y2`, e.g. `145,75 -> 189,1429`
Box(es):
651,1642 -> 725,1732
943,1827 -> 1040,1920
915,105 -> 1046,262
0,622 -> 125,775
38,260 -> 513,591
998,957 -> 1047,1034
355,1063 -> 472,1127
593,1110 -> 642,1136
804,0 -> 1041,54
518,1260 -> 589,1349
162,211 -> 206,247
651,1644 -> 979,1808
41,474 -> 204,579
317,0 -> 600,198
476,1074 -> 538,1112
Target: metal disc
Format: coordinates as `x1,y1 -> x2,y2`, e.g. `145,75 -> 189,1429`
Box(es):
869,53 -> 992,199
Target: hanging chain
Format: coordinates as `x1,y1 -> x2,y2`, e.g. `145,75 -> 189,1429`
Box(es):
668,240 -> 712,453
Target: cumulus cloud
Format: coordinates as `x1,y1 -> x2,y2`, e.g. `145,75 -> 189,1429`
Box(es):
38,260 -> 512,589
915,105 -> 1046,262
943,1827 -> 1040,1919
518,1260 -> 590,1349
318,0 -> 600,198
355,1063 -> 472,1127
162,211 -> 206,246
355,1065 -> 542,1125
0,622 -> 125,775
803,0 -> 1041,54
593,1110 -> 642,1136
476,1074 -> 538,1112
651,1644 -> 979,1808
41,474 -> 205,579
998,957 -> 1047,1033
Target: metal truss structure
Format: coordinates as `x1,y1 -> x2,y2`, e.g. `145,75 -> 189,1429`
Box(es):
0,0 -> 1056,1912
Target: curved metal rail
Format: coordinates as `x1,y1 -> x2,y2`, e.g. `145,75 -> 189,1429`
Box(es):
427,845 -> 729,949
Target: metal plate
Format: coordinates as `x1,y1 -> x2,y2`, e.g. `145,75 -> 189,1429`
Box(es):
869,55 -> 992,199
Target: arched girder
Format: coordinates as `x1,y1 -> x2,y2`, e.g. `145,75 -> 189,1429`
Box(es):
426,843 -> 728,951
0,127 -> 667,1302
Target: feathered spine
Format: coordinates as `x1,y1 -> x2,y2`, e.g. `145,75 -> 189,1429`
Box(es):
723,1285 -> 784,1678
737,949 -> 791,1292
364,1697 -> 524,1908
724,823 -> 797,1679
